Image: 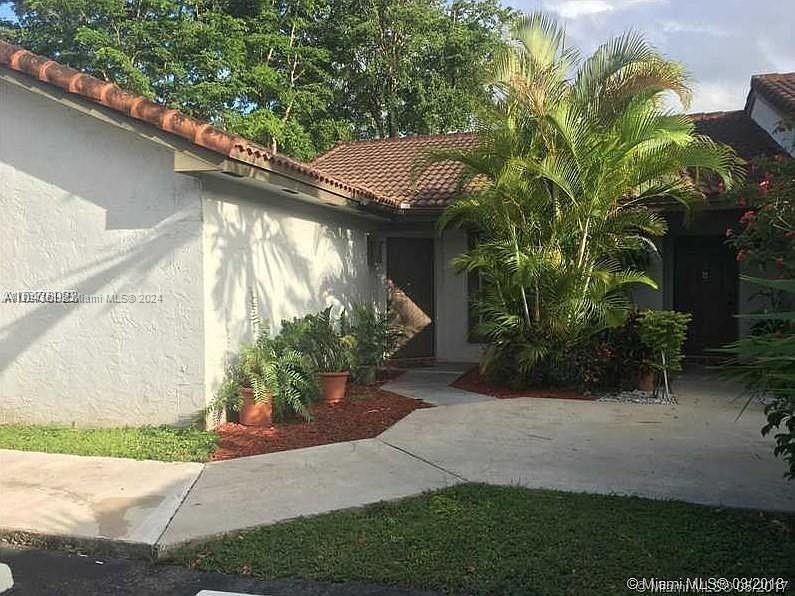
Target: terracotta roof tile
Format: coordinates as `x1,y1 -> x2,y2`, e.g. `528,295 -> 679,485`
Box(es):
750,72 -> 795,117
0,40 -> 393,207
311,133 -> 479,208
690,110 -> 783,159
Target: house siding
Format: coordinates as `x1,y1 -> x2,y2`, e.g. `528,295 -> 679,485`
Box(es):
0,78 -> 206,426
200,176 -> 385,406
435,230 -> 484,362
750,94 -> 795,157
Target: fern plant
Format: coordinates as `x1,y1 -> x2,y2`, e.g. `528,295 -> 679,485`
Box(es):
340,303 -> 403,384
209,324 -> 319,423
277,307 -> 352,373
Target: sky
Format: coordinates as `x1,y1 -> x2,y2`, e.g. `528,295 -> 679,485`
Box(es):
517,0 -> 795,112
1,0 -> 793,114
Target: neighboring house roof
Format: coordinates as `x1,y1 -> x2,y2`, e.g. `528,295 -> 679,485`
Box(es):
0,40 -> 394,208
690,110 -> 783,159
748,72 -> 795,117
311,133 -> 479,208
312,111 -> 783,209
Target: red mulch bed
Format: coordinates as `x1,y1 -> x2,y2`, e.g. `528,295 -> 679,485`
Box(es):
212,383 -> 428,460
451,367 -> 598,401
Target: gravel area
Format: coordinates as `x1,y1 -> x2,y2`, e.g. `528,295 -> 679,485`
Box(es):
596,389 -> 677,405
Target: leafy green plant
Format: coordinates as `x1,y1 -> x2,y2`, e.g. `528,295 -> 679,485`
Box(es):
636,310 -> 692,376
418,12 -> 741,386
573,311 -> 646,389
722,277 -> 795,479
340,304 -> 402,384
277,308 -> 352,373
210,323 -> 319,423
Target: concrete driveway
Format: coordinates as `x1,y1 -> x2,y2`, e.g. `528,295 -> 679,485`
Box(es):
380,369 -> 795,512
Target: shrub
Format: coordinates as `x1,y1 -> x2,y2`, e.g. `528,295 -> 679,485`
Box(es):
721,277 -> 795,479
341,304 -> 402,384
277,307 -> 352,373
635,310 -> 691,376
574,311 -> 645,389
210,323 -> 319,423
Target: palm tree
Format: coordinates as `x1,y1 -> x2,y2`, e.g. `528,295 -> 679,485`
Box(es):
418,13 -> 743,384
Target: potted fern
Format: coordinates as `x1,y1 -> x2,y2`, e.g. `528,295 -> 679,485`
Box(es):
279,308 -> 353,403
211,330 -> 319,426
341,304 -> 402,385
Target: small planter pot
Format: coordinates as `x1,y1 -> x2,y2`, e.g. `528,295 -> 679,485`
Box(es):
239,387 -> 274,427
318,372 -> 349,404
636,370 -> 656,392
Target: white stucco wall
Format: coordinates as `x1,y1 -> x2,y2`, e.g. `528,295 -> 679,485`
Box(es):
0,78 -> 206,426
750,94 -> 795,157
200,177 -> 385,402
435,230 -> 484,363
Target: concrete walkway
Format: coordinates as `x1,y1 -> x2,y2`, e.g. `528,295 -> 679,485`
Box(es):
1,370 -> 794,556
381,366 -> 494,406
0,450 -> 201,550
159,439 -> 458,547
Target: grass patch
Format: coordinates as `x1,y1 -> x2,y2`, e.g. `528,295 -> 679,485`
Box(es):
0,424 -> 217,462
168,483 -> 795,595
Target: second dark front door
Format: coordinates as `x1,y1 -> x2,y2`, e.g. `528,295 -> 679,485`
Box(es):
387,237 -> 435,359
674,235 -> 738,357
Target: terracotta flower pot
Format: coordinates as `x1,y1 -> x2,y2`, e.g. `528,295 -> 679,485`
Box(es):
318,372 -> 349,404
239,387 -> 273,426
637,370 -> 656,392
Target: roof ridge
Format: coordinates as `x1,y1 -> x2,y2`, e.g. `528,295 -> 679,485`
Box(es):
688,110 -> 745,120
752,72 -> 795,80
334,131 -> 477,147
0,39 -> 397,208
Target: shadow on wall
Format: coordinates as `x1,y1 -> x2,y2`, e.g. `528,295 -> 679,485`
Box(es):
203,179 -> 382,349
0,211 -> 198,375
0,80 -> 205,425
0,80 -> 185,230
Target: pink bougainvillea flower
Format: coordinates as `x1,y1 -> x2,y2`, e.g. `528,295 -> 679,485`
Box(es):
725,227 -> 733,237
775,257 -> 785,269
759,179 -> 771,193
786,230 -> 795,239
740,210 -> 756,226
736,249 -> 746,262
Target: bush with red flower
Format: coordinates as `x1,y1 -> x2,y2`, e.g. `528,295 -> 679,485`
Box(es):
724,155 -> 795,283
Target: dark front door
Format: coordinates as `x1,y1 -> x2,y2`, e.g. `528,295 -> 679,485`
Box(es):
387,237 -> 435,359
674,236 -> 738,357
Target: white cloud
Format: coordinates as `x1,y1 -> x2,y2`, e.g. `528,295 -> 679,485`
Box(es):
544,0 -> 614,18
690,81 -> 742,113
660,21 -> 729,37
543,0 -> 664,19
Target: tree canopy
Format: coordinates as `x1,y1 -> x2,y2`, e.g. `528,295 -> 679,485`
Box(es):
0,0 -> 512,159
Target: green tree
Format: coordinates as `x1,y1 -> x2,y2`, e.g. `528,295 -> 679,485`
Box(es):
2,0 -> 511,156
420,13 -> 742,384
1,0 -> 336,157
317,0 -> 513,138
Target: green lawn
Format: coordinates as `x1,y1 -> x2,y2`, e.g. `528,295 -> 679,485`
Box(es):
0,424 -> 217,462
168,484 -> 795,595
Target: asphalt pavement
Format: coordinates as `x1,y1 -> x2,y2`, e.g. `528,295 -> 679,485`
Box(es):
0,546 -> 437,596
